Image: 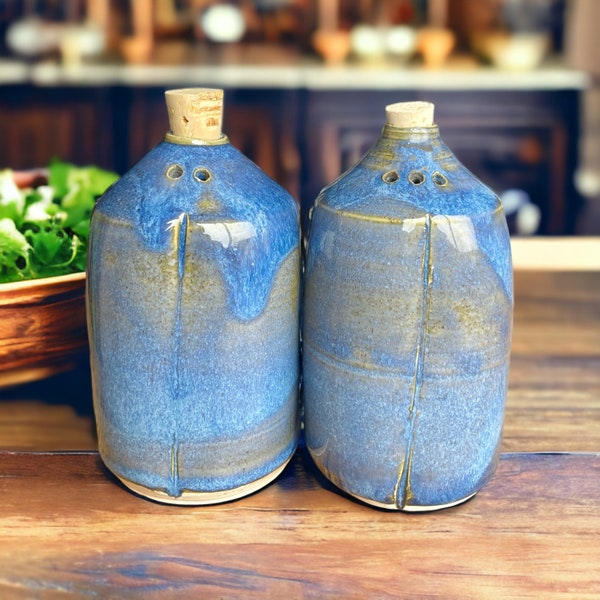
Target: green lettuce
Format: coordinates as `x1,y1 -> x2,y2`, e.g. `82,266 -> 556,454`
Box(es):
0,159 -> 118,283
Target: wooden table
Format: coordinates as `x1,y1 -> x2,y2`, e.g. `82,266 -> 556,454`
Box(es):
1,239 -> 599,599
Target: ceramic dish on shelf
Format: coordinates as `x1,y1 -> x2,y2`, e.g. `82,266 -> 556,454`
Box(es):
470,31 -> 549,72
0,270 -> 88,388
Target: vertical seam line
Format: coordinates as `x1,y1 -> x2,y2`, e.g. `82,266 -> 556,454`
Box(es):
394,213 -> 433,508
170,212 -> 188,496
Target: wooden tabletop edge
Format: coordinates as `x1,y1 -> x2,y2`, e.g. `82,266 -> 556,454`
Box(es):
511,236 -> 600,270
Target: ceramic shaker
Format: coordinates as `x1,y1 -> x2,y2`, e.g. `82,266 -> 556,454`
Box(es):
303,101 -> 513,511
87,88 -> 300,504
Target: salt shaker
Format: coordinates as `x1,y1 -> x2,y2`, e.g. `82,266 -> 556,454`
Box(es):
87,88 -> 301,504
303,101 -> 513,510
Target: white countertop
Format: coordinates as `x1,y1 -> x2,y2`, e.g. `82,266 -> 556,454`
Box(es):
511,237 -> 600,271
1,53 -> 590,91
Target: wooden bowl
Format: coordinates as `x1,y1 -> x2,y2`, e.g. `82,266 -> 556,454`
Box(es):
0,272 -> 88,388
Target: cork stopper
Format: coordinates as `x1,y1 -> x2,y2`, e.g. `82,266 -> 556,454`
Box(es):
385,101 -> 435,128
165,88 -> 224,141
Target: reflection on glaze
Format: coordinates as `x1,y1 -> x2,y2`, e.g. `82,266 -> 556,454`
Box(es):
198,221 -> 257,248
401,213 -> 477,252
168,217 -> 257,250
433,215 -> 477,253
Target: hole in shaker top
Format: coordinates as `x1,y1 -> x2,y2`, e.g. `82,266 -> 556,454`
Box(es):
382,170 -> 399,184
193,167 -> 211,182
408,171 -> 425,185
166,164 -> 184,179
432,172 -> 448,187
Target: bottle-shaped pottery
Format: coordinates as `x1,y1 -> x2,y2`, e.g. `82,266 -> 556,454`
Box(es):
87,88 -> 300,504
303,101 -> 513,511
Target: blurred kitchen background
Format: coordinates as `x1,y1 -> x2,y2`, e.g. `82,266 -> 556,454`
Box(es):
0,0 -> 599,235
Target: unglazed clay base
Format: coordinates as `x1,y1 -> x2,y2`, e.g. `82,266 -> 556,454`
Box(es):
352,490 -> 478,512
118,458 -> 291,505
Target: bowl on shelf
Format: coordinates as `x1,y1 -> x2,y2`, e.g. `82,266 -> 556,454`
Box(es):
312,29 -> 352,65
471,31 -> 549,71
0,271 -> 88,388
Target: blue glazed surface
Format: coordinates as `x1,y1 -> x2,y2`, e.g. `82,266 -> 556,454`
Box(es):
87,139 -> 300,499
303,125 -> 513,510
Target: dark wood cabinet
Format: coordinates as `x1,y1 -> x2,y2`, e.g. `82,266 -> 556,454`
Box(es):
300,89 -> 582,234
0,84 -> 299,196
0,85 -> 114,172
0,80 -> 582,234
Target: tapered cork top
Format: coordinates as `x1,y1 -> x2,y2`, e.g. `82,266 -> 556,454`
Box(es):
165,88 -> 224,140
385,101 -> 435,128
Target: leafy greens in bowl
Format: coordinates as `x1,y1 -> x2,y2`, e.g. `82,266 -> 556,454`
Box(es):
0,159 -> 118,283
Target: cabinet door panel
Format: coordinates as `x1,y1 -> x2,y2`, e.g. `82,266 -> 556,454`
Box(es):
301,90 -> 581,234
0,87 -> 113,171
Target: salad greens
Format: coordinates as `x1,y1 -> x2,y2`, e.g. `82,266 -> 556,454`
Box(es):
0,159 -> 118,283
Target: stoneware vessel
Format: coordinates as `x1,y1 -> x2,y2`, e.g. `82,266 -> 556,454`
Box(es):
303,101 -> 513,511
87,88 -> 300,504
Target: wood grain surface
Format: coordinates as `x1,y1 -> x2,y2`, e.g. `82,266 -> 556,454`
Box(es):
0,256 -> 599,598
0,450 -> 598,599
504,271 -> 600,452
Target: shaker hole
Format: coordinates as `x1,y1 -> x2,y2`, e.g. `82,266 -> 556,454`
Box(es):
432,172 -> 448,187
408,171 -> 425,185
194,167 -> 211,182
166,164 -> 184,179
382,170 -> 399,184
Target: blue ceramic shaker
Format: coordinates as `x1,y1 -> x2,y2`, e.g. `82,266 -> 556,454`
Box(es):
303,101 -> 513,511
87,88 -> 300,504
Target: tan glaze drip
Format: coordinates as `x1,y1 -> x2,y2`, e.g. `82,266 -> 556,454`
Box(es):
170,438 -> 180,488
315,188 -> 508,224
363,126 -> 444,172
368,124 -> 459,176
